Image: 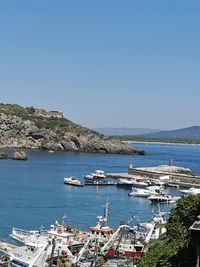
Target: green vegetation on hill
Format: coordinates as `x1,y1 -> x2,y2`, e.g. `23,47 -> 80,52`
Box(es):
0,103 -> 144,154
0,103 -> 101,136
138,195 -> 200,267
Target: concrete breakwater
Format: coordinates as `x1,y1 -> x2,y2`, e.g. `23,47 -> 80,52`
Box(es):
106,165 -> 200,188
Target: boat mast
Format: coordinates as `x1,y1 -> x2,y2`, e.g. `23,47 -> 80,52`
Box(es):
104,202 -> 109,223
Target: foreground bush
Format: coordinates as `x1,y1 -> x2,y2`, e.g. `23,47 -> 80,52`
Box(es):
138,195 -> 200,267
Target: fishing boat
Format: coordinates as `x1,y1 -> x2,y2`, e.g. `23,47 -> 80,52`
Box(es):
100,224 -> 144,259
64,177 -> 84,187
130,210 -> 167,242
8,220 -> 90,266
0,236 -> 92,267
10,215 -> 81,246
88,202 -> 114,242
0,240 -> 52,267
87,203 -> 146,259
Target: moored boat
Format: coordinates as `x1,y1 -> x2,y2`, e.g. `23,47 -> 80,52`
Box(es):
64,177 -> 84,187
128,186 -> 162,197
127,205 -> 167,243
117,177 -> 150,188
148,193 -> 180,203
83,170 -> 106,181
88,202 -> 114,242
179,187 -> 200,195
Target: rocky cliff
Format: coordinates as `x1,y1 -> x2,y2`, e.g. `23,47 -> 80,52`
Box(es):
0,104 -> 144,155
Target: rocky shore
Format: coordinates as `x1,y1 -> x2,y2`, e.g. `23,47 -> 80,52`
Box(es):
0,105 -> 145,155
0,150 -> 28,160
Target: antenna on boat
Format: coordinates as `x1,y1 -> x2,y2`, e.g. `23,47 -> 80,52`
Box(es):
62,213 -> 67,226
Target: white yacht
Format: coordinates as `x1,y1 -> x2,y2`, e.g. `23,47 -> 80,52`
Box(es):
117,177 -> 150,188
84,170 -> 106,180
148,193 -> 180,203
180,187 -> 200,195
128,186 -> 162,197
64,176 -> 84,187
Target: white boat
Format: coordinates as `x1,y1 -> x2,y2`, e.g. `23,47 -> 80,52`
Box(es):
10,215 -> 83,246
151,179 -> 166,187
179,187 -> 200,195
148,193 -> 180,203
117,177 -> 150,188
168,183 -> 180,188
0,234 -> 87,267
84,170 -> 106,180
64,177 -> 84,187
128,186 -> 162,197
0,240 -> 52,267
100,224 -> 144,259
129,207 -> 167,242
87,203 -> 145,259
8,219 -> 89,266
88,202 -> 115,242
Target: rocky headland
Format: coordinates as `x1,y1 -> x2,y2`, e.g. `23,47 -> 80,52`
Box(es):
0,104 -> 145,155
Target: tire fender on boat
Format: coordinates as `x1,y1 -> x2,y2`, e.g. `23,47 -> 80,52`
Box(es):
62,251 -> 68,257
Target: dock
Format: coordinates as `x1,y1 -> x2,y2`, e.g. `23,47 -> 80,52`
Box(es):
85,182 -> 117,186
106,173 -> 137,179
106,167 -> 200,189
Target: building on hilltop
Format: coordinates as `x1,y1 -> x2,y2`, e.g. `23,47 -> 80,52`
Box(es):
34,108 -> 63,119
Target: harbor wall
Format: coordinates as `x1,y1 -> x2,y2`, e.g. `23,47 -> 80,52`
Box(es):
128,167 -> 200,188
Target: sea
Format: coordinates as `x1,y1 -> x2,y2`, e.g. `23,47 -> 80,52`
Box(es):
0,143 -> 200,240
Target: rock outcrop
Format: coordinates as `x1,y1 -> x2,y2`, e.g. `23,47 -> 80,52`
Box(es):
0,104 -> 145,155
0,151 -> 9,159
12,151 -> 28,160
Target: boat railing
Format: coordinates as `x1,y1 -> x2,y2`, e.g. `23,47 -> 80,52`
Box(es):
12,227 -> 33,237
35,250 -> 48,266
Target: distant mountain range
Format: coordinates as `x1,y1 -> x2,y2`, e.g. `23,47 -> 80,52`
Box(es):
94,128 -> 160,136
144,126 -> 200,139
94,126 -> 200,139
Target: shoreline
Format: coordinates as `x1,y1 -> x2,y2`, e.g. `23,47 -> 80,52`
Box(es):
123,141 -> 200,146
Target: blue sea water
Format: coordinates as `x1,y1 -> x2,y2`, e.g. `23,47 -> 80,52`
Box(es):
0,143 -> 200,239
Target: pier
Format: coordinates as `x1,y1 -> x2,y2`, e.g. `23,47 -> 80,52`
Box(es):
106,166 -> 200,188
84,182 -> 117,186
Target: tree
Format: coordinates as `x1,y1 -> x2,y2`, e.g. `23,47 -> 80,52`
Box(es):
138,195 -> 200,267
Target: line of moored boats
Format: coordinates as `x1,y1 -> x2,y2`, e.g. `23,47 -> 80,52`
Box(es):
64,170 -> 200,204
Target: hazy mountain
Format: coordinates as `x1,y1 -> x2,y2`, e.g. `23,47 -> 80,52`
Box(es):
94,127 -> 160,136
144,126 -> 200,139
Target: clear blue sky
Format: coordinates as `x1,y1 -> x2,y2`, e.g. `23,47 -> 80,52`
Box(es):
0,1 -> 199,130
